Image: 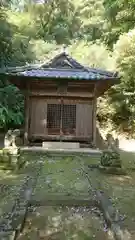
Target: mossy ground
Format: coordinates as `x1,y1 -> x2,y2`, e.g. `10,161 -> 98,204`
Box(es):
0,150 -> 135,239
17,206 -> 108,240
87,150 -> 135,237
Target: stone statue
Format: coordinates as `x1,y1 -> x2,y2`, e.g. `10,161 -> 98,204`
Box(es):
4,129 -> 21,148
101,133 -> 121,168
106,134 -> 115,149
106,134 -> 119,151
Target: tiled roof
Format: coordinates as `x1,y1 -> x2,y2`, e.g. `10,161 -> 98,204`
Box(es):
0,52 -> 119,80
13,68 -> 117,80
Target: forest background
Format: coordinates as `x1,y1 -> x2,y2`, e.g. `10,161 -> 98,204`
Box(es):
0,0 -> 135,136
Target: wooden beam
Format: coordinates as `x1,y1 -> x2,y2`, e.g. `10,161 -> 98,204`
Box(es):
29,80 -> 95,89
29,96 -> 94,104
95,80 -> 115,97
30,91 -> 94,98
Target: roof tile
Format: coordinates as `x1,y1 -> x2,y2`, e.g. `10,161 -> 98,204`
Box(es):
14,68 -> 114,80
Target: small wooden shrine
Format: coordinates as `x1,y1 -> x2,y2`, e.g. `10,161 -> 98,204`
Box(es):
2,52 -> 120,146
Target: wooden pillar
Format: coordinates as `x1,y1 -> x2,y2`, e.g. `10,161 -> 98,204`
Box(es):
92,82 -> 97,147
24,84 -> 30,146
92,98 -> 97,146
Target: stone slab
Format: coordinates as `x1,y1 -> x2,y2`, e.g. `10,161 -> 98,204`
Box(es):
42,141 -> 80,149
21,147 -> 102,156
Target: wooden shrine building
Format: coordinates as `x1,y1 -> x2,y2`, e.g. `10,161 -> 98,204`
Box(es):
2,52 -> 120,146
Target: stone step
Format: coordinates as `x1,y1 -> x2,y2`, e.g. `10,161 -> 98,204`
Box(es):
42,141 -> 80,149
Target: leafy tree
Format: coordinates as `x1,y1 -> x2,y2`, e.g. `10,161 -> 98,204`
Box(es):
0,8 -> 30,129
0,84 -> 24,130
98,28 -> 135,134
0,9 -> 13,66
29,40 -> 58,62
29,0 -> 105,43
103,0 -> 135,47
110,28 -> 135,133
69,40 -> 114,70
77,0 -> 106,41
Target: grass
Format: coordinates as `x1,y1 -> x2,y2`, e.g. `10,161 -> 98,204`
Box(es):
120,150 -> 135,169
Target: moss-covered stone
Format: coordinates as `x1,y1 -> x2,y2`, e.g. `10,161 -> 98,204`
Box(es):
101,150 -> 121,168
2,148 -> 11,163
0,147 -> 22,170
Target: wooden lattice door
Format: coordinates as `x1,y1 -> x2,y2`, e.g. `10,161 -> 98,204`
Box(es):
47,99 -> 76,136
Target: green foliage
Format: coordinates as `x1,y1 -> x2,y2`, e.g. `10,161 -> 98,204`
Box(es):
12,34 -> 35,65
0,84 -> 24,129
30,40 -> 58,62
97,95 -> 115,124
107,29 -> 135,134
103,0 -> 135,46
97,1 -> 135,134
29,0 -> 105,43
101,150 -> 121,167
69,40 -> 115,70
0,9 -> 13,66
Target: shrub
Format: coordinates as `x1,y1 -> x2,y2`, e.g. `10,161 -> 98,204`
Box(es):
101,150 -> 121,168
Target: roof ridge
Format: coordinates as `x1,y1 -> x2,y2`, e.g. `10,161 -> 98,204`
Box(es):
40,52 -> 67,68
40,52 -> 89,70
65,54 -> 89,71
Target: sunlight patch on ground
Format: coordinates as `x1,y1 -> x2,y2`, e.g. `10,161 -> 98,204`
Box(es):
109,175 -> 133,182
119,139 -> 135,152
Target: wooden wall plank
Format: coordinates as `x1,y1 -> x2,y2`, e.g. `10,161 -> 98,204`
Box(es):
29,98 -> 47,137
76,102 -> 93,138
